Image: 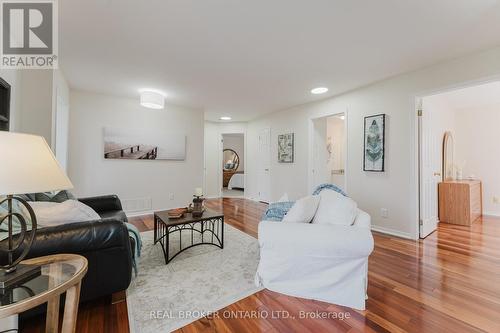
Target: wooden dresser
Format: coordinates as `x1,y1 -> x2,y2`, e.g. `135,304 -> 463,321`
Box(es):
438,180 -> 482,226
223,170 -> 236,187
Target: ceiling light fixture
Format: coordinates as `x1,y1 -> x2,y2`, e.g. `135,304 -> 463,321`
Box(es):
140,89 -> 165,109
220,116 -> 232,121
311,87 -> 329,95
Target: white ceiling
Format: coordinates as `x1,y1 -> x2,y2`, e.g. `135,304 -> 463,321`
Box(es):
429,81 -> 500,110
60,0 -> 500,122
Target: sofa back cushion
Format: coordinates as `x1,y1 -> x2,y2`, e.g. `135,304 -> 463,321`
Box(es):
282,195 -> 320,224
312,189 -> 358,226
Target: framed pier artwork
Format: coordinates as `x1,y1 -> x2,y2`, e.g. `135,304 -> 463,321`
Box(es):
103,127 -> 186,160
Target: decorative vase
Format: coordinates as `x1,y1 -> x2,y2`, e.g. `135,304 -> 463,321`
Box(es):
192,196 -> 204,218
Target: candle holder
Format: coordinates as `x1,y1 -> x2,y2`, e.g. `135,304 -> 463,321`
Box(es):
192,195 -> 205,218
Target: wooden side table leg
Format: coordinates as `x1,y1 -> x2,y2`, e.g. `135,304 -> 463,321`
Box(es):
61,282 -> 81,333
46,295 -> 60,333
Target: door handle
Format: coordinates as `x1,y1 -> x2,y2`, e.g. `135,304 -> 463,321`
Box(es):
433,172 -> 441,176
265,168 -> 269,171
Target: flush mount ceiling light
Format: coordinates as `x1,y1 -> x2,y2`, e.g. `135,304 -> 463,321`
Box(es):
311,87 -> 329,95
140,89 -> 165,109
220,116 -> 232,121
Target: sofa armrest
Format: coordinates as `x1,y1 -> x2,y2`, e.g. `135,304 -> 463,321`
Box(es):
79,195 -> 123,213
0,220 -> 131,261
258,221 -> 374,258
353,209 -> 371,228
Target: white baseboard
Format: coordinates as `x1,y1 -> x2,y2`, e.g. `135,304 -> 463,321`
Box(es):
125,206 -> 174,218
371,225 -> 416,240
483,211 -> 500,218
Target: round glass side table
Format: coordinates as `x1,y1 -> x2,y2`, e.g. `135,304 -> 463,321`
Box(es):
0,254 -> 88,333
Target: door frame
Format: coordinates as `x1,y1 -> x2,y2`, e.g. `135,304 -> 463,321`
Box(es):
412,74 -> 500,239
308,110 -> 349,194
219,131 -> 247,198
257,127 -> 271,203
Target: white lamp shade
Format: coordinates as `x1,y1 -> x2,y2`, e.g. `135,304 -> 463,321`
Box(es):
0,132 -> 73,195
140,91 -> 165,109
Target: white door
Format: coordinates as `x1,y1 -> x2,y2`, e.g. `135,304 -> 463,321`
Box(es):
312,118 -> 329,190
419,105 -> 440,238
258,128 -> 271,203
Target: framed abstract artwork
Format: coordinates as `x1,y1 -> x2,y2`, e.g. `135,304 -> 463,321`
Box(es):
278,133 -> 294,163
363,114 -> 385,172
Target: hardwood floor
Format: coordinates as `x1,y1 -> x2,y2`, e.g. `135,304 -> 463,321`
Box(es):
22,198 -> 500,332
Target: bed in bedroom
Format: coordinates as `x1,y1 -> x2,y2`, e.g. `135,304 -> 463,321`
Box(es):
228,172 -> 244,190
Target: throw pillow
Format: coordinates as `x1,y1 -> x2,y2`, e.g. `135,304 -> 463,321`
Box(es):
312,189 -> 358,226
35,192 -> 53,202
262,201 -> 295,221
21,200 -> 101,228
282,195 -> 320,223
51,190 -> 77,203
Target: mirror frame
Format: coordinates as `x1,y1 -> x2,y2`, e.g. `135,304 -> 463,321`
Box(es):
442,131 -> 454,181
223,149 -> 240,171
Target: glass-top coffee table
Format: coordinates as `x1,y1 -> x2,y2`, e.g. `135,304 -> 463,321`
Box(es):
0,254 -> 88,333
154,209 -> 224,264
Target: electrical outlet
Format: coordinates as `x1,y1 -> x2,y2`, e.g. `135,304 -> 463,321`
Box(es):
169,193 -> 174,201
493,196 -> 500,204
380,208 -> 389,218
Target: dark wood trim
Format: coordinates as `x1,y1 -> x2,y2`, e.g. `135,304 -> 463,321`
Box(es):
0,76 -> 11,132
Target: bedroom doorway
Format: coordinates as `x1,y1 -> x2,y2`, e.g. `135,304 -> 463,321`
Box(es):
221,133 -> 245,198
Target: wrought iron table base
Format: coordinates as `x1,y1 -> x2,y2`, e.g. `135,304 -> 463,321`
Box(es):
154,216 -> 224,264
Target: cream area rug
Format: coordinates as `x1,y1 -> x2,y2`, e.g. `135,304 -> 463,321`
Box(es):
126,224 -> 262,333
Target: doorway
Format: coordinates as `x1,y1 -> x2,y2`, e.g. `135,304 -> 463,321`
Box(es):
418,80 -> 500,238
221,133 -> 245,198
310,113 -> 346,192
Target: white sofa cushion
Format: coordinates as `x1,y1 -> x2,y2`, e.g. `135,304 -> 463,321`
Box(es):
22,200 -> 101,227
312,189 -> 358,226
282,195 -> 320,223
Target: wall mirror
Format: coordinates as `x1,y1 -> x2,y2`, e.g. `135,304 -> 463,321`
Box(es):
223,149 -> 240,171
443,131 -> 454,181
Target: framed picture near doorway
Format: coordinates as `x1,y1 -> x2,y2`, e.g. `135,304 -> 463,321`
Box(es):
363,114 -> 385,172
278,133 -> 294,163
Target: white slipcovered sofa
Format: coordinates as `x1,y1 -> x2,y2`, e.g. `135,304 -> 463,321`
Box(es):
255,208 -> 373,310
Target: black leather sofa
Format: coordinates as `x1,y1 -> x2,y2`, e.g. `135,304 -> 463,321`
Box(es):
0,194 -> 134,307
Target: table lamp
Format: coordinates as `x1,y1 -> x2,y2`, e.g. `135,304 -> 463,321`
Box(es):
0,132 -> 73,288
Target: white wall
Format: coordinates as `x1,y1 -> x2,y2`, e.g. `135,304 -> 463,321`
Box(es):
223,134 -> 244,172
246,46 -> 500,239
68,91 -> 204,213
18,70 -> 53,145
204,121 -> 220,198
204,121 -> 247,198
53,69 -> 71,171
455,105 -> 500,216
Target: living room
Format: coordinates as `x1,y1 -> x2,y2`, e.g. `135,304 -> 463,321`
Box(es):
1,1 -> 500,332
